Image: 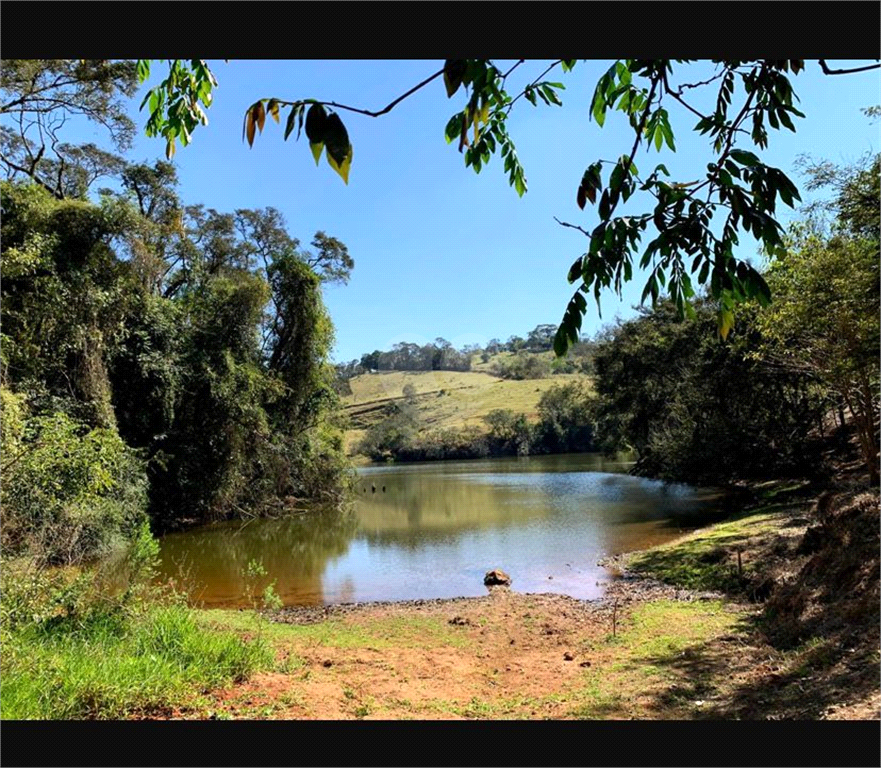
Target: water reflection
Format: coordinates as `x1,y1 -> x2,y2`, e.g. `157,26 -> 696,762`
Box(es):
157,454 -> 730,607
158,509 -> 359,606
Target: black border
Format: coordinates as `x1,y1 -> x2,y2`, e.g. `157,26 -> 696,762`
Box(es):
1,3 -> 879,768
2,720 -> 880,767
0,1 -> 878,60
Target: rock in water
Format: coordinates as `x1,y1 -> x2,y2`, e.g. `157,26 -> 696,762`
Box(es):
484,569 -> 512,586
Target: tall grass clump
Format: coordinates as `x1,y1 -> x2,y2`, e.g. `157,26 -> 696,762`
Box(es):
0,526 -> 272,720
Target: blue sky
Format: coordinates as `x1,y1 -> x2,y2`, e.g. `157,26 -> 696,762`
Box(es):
87,61 -> 880,361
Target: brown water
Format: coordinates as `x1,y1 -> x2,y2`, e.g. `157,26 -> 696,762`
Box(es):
157,453 -> 731,608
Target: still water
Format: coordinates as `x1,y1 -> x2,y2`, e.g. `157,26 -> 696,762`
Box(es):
157,454 -> 730,608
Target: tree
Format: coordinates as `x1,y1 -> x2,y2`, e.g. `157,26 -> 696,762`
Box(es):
1,60 -> 138,198
535,382 -> 595,452
360,350 -> 381,372
757,154 -> 880,484
526,323 -> 557,351
592,299 -> 824,482
0,58 -> 355,553
136,58 -> 880,351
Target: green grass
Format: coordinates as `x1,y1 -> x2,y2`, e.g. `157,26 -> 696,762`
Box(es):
0,604 -> 272,719
198,610 -> 471,650
567,600 -> 738,718
625,508 -> 785,592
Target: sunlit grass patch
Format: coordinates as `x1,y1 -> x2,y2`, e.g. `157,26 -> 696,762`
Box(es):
1,604 -> 272,720
626,510 -> 785,591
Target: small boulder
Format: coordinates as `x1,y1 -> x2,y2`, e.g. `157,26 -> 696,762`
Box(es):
484,569 -> 512,586
563,652 -> 575,661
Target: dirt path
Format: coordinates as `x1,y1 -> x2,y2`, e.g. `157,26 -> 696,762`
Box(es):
181,583 -> 746,720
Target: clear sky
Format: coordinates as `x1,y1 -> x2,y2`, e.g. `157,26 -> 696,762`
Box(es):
96,61 -> 879,362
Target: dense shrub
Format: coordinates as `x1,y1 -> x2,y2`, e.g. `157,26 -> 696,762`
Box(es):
1,387 -> 147,565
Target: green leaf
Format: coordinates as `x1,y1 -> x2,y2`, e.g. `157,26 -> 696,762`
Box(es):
323,112 -> 351,166
305,103 -> 328,145
284,106 -> 298,140
591,82 -> 608,126
310,142 -> 324,165
577,163 -> 602,210
554,291 -> 588,356
730,149 -> 760,166
599,190 -> 612,220
660,118 -> 675,150
444,113 -> 463,143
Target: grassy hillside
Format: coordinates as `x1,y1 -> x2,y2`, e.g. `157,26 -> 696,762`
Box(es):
341,360 -> 591,458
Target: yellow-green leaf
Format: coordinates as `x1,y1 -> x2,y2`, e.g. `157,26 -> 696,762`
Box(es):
305,103 -> 328,145
718,308 -> 735,340
323,113 -> 350,166
267,99 -> 280,124
327,144 -> 353,184
310,141 -> 324,165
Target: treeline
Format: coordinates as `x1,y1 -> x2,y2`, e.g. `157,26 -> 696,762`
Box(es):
335,325 -> 596,384
0,61 -> 353,567
359,152 -> 879,485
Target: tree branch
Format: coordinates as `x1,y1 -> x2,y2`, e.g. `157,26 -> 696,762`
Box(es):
505,60 -> 563,113
553,216 -> 590,236
278,67 -> 445,119
818,60 -> 881,76
0,156 -> 62,198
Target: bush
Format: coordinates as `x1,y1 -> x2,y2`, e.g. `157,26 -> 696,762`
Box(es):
1,388 -> 148,565
489,353 -> 551,380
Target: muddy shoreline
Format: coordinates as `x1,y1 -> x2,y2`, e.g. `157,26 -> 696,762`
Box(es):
267,573 -> 723,626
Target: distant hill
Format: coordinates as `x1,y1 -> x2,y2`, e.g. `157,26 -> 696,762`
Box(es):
342,351 -> 591,459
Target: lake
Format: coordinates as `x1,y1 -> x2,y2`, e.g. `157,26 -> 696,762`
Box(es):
157,453 -> 732,608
